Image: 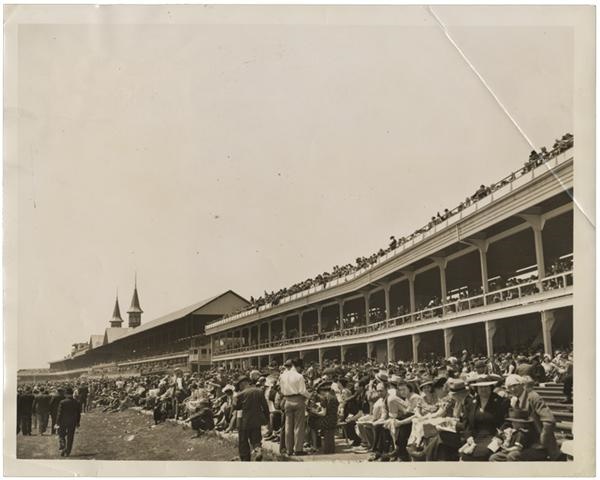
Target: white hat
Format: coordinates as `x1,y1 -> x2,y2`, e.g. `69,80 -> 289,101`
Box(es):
505,374 -> 525,388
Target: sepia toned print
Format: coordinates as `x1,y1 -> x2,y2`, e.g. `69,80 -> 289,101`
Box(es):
4,4 -> 595,477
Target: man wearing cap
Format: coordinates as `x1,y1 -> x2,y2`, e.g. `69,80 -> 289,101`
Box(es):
279,358 -> 310,456
233,375 -> 269,461
504,374 -> 560,460
489,408 -> 547,461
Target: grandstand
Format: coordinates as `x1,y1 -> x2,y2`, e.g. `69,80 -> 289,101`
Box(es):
23,290 -> 250,380
205,144 -> 574,370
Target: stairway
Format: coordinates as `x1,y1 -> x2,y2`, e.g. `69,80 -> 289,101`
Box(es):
534,383 -> 573,439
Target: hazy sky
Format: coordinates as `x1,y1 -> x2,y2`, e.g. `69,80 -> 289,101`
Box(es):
11,6 -> 574,368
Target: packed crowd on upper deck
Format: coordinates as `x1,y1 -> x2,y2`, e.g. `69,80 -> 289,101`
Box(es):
220,134 -> 574,321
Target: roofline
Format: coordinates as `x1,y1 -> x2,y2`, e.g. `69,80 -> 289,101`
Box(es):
92,289 -> 251,349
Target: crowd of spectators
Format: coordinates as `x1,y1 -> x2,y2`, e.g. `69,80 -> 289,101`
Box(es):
224,134 -> 574,321
17,347 -> 573,462
215,257 -> 573,356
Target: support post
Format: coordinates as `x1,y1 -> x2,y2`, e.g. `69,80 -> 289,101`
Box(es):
365,293 -> 370,325
520,213 -> 547,282
340,345 -> 347,363
317,306 -> 323,333
412,334 -> 421,363
384,283 -> 391,320
387,338 -> 396,362
443,328 -> 454,358
339,301 -> 344,331
485,320 -> 497,357
541,310 -> 556,356
318,348 -> 324,367
268,322 -> 272,343
431,257 -> 448,303
402,272 -> 416,314
298,312 -> 303,337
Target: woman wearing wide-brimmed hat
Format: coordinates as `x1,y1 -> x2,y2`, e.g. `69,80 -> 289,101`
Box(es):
459,375 -> 509,461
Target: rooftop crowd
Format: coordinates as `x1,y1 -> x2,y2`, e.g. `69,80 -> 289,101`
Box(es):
18,347 -> 573,462
225,134 -> 574,319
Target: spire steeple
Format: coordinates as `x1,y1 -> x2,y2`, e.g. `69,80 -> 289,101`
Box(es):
110,292 -> 123,328
127,273 -> 143,328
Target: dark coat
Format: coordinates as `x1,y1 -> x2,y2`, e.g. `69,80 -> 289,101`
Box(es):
33,394 -> 52,415
19,393 -> 35,415
50,393 -> 65,416
462,392 -> 509,439
57,397 -> 81,428
234,386 -> 269,430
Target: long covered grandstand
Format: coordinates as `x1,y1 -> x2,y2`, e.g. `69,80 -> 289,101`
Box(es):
206,143 -> 574,371
20,139 -> 574,382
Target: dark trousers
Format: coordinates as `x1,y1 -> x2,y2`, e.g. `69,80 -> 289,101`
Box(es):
345,421 -> 362,445
37,412 -> 50,435
20,413 -> 32,435
238,426 -> 262,461
58,424 -> 76,455
393,423 -> 412,460
372,424 -> 392,454
50,412 -> 58,434
563,375 -> 573,401
321,429 -> 336,454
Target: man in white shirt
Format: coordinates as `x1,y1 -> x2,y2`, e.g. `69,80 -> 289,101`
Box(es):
279,359 -> 310,455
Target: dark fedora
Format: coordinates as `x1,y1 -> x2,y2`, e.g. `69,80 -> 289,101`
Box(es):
235,375 -> 251,391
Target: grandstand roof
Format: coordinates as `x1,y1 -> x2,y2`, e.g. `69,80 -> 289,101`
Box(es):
115,290 -> 249,340
89,334 -> 104,349
104,327 -> 132,344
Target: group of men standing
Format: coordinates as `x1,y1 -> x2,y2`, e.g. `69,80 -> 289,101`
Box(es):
17,385 -> 82,457
232,358 -> 311,461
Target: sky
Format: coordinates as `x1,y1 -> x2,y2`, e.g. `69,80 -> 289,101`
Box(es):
10,6 -> 574,368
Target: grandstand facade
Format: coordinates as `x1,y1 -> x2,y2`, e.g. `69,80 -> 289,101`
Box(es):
206,147 -> 574,370
38,290 -> 249,379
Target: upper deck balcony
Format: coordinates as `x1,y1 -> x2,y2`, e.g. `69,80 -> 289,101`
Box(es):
206,145 -> 573,336
212,269 -> 573,360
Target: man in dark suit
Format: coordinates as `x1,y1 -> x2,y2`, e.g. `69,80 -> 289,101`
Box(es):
49,388 -> 66,434
18,387 -> 35,435
56,387 -> 81,457
233,375 -> 269,461
33,387 -> 53,435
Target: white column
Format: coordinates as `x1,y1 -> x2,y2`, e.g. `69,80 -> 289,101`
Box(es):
340,345 -> 347,362
412,334 -> 421,363
520,213 -> 546,280
386,338 -> 396,362
339,301 -> 344,331
317,306 -> 323,333
365,293 -> 370,325
318,348 -> 324,367
268,321 -> 272,343
485,321 -> 497,357
432,257 -> 448,303
384,283 -> 391,319
541,310 -> 556,355
443,328 -> 454,358
282,318 -> 287,338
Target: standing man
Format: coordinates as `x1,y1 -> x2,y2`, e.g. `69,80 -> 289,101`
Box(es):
19,387 -> 35,435
279,358 -> 310,456
49,387 -> 66,434
56,387 -> 81,457
77,383 -> 89,413
32,387 -> 52,435
233,375 -> 269,462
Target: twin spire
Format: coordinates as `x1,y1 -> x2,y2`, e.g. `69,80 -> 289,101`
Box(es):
109,275 -> 143,328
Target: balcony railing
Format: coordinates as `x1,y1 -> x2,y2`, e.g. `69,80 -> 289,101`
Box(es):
213,270 -> 573,357
209,146 -> 574,330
